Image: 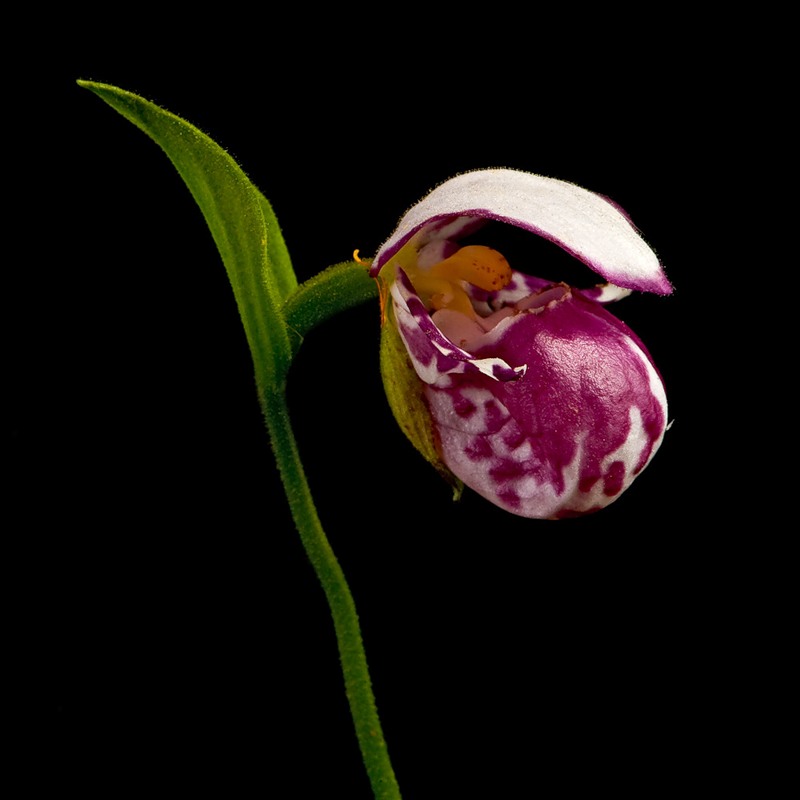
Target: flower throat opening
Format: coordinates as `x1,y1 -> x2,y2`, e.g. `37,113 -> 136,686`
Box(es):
405,245 -> 512,320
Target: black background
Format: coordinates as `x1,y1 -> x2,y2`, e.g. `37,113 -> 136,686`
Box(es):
12,19 -> 773,798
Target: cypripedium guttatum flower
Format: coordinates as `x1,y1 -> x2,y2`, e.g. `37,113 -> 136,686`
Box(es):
371,169 -> 671,519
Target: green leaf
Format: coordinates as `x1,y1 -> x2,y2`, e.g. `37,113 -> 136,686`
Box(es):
257,188 -> 297,300
78,80 -> 294,388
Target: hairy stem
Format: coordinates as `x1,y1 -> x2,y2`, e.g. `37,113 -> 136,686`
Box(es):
260,381 -> 402,799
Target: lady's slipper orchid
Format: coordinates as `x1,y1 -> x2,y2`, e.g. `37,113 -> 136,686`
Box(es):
371,169 -> 671,520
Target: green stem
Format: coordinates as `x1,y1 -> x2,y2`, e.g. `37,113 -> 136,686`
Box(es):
282,260 -> 379,355
260,379 -> 402,800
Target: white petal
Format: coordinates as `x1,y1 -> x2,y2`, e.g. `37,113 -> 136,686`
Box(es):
373,169 -> 672,295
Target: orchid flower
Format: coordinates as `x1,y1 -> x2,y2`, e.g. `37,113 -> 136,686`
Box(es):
371,169 -> 671,519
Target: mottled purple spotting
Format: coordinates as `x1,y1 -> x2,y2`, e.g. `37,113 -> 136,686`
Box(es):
501,425 -> 526,451
603,461 -> 626,497
453,395 -> 477,418
464,436 -> 493,461
579,473 -> 601,494
489,459 -> 526,482
482,399 -> 509,433
423,288 -> 666,517
497,486 -> 522,510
